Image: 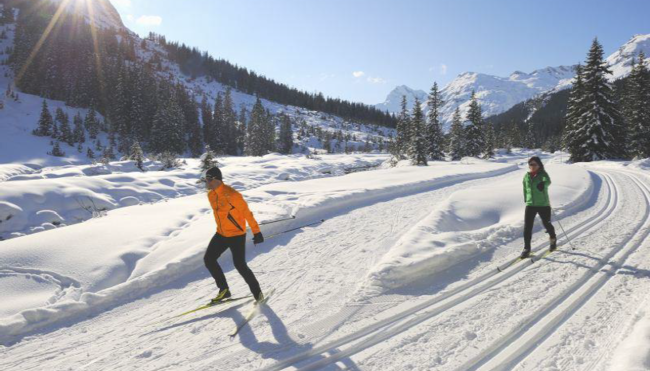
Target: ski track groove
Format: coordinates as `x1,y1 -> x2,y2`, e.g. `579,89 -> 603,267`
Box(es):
453,170 -> 650,370
261,171 -> 618,371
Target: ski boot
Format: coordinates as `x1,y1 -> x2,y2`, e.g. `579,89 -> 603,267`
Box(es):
520,249 -> 531,258
254,291 -> 265,305
209,288 -> 231,305
549,236 -> 557,252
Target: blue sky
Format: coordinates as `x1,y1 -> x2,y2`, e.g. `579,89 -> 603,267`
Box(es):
110,0 -> 650,105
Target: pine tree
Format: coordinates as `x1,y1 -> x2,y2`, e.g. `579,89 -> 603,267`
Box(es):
236,106 -> 247,155
483,122 -> 496,159
426,82 -> 445,160
86,147 -> 95,159
200,95 -> 213,151
464,91 -> 485,157
246,97 -> 268,156
33,100 -> 53,136
278,114 -> 293,154
200,145 -> 219,170
391,95 -> 411,161
572,38 -> 626,161
408,98 -> 428,165
211,93 -> 225,154
55,108 -> 73,146
563,64 -> 587,161
85,107 -> 100,139
73,112 -> 85,144
128,141 -> 146,171
448,107 -> 465,160
625,52 -> 650,158
50,141 -> 65,157
222,88 -> 238,155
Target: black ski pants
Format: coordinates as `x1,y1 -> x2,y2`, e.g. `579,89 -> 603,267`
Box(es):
524,206 -> 556,250
204,233 -> 261,298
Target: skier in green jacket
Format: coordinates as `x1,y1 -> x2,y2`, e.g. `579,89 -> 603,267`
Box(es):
521,156 -> 557,258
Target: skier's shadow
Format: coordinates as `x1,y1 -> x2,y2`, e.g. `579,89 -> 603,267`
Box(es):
232,304 -> 360,370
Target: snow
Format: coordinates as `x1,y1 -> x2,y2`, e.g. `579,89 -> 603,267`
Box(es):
361,164 -> 592,295
0,155 -> 513,341
0,154 -> 388,240
609,308 -> 650,371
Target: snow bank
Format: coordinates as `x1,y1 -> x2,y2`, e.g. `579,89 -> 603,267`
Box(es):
0,160 -> 515,343
360,164 -> 593,294
0,154 -> 387,239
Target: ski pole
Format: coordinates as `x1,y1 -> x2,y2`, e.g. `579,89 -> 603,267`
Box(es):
259,215 -> 296,226
552,209 -> 575,250
265,219 -> 325,240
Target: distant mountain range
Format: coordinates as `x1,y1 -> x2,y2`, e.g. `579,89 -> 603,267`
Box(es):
376,34 -> 650,129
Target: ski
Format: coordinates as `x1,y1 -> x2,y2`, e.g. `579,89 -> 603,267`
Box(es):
140,296 -> 253,327
497,256 -> 529,272
229,289 -> 276,337
531,248 -> 556,263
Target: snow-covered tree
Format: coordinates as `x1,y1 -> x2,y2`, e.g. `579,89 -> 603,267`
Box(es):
570,38 -> 626,161
278,114 -> 293,154
391,95 -> 411,161
33,100 -> 53,137
408,98 -> 428,165
128,141 -> 146,171
448,107 -> 465,160
426,82 -> 445,161
483,122 -> 496,159
200,145 -> 219,171
73,112 -> 85,144
624,52 -> 650,158
464,91 -> 485,157
49,141 -> 65,157
84,108 -> 100,139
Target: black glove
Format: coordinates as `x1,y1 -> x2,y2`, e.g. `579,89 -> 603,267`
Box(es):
536,182 -> 544,192
253,232 -> 264,245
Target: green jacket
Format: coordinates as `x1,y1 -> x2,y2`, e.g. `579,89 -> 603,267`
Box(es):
523,170 -> 551,207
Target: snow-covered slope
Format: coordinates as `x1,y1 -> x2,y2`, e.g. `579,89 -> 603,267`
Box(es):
374,85 -> 428,113
606,33 -> 650,81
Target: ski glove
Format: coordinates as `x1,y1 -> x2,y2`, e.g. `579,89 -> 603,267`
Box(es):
536,182 -> 544,191
253,232 -> 264,245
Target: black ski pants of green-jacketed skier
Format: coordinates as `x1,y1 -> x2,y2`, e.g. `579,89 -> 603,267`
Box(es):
523,206 -> 556,251
203,233 -> 262,298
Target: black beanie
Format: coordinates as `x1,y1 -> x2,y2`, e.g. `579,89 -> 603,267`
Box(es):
206,167 -> 222,181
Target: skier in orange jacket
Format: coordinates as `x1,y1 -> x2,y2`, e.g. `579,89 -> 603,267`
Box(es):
202,167 -> 265,303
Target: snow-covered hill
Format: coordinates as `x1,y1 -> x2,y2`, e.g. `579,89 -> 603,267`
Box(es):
0,2 -> 393,166
377,33 -> 650,129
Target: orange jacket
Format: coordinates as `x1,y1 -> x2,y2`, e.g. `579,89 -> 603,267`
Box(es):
208,184 -> 261,237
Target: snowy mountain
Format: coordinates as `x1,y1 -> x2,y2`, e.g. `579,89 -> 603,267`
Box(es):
374,85 -> 428,113
378,33 -> 650,129
377,66 -> 575,129
606,34 -> 650,80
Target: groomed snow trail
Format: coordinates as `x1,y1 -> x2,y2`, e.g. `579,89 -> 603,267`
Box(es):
0,162 -> 521,370
275,167 -> 649,371
2,164 -> 647,371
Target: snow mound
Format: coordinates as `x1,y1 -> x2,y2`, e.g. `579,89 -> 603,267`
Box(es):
361,164 -> 593,295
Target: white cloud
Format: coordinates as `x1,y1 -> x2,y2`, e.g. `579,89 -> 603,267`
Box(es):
136,15 -> 162,26
352,71 -> 365,78
111,0 -> 132,9
126,14 -> 134,22
440,63 -> 448,75
367,76 -> 387,84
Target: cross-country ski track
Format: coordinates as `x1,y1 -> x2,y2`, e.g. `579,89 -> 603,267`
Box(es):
2,160 -> 650,371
